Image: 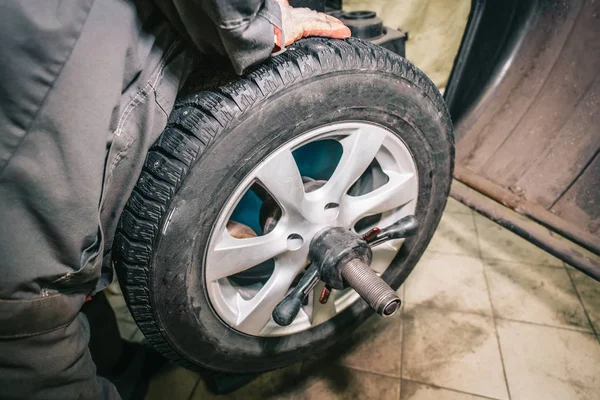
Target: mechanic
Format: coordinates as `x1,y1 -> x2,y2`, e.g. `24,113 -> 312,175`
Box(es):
0,1 -> 349,399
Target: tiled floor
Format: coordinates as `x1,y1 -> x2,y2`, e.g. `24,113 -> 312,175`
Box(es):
108,197 -> 600,399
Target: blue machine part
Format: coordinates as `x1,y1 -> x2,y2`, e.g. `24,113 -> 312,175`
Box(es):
230,140 -> 342,234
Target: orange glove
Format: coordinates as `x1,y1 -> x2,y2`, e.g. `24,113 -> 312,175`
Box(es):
274,0 -> 351,49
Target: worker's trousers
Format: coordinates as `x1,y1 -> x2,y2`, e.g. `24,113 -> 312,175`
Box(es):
0,1 -> 189,398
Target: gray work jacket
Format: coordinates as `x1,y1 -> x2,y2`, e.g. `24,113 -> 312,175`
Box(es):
0,0 -> 280,336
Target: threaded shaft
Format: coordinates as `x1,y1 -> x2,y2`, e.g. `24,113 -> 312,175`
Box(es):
341,259 -> 401,317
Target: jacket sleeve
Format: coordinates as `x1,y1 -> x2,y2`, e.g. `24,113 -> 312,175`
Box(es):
155,0 -> 282,74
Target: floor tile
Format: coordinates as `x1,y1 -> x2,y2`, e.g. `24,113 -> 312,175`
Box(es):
191,363 -> 302,400
145,365 -> 199,400
444,197 -> 474,215
337,313 -> 403,377
427,212 -> 480,258
293,364 -> 401,400
129,328 -> 146,343
497,319 -> 600,400
401,380 -> 494,400
474,214 -> 563,267
566,265 -> 600,334
118,315 -> 142,341
105,278 -> 140,339
105,288 -> 128,316
105,277 -> 127,313
405,253 -> 492,315
117,321 -> 140,341
113,303 -> 135,325
486,260 -> 592,331
402,307 -> 509,400
105,274 -> 124,295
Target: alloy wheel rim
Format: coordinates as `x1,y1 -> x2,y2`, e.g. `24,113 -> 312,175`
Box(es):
205,122 -> 419,337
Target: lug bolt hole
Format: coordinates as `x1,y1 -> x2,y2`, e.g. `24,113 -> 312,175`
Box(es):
287,234 -> 304,251
324,203 -> 340,219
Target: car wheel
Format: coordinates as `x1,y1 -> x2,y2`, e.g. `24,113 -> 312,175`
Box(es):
114,37 -> 454,373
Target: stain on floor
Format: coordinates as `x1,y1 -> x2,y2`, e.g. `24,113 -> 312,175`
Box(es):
106,197 -> 600,399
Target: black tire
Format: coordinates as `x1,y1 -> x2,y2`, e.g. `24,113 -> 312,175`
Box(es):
114,37 -> 454,373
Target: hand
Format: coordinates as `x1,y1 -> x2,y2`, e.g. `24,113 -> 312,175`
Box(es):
276,0 -> 351,47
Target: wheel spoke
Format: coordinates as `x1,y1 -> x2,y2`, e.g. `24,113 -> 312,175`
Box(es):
339,171 -> 417,227
255,149 -> 306,218
205,230 -> 288,282
309,281 -> 337,326
236,255 -> 302,335
313,128 -> 386,201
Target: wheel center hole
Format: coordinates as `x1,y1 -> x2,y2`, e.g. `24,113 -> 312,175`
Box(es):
287,234 -> 304,251
324,203 -> 340,219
